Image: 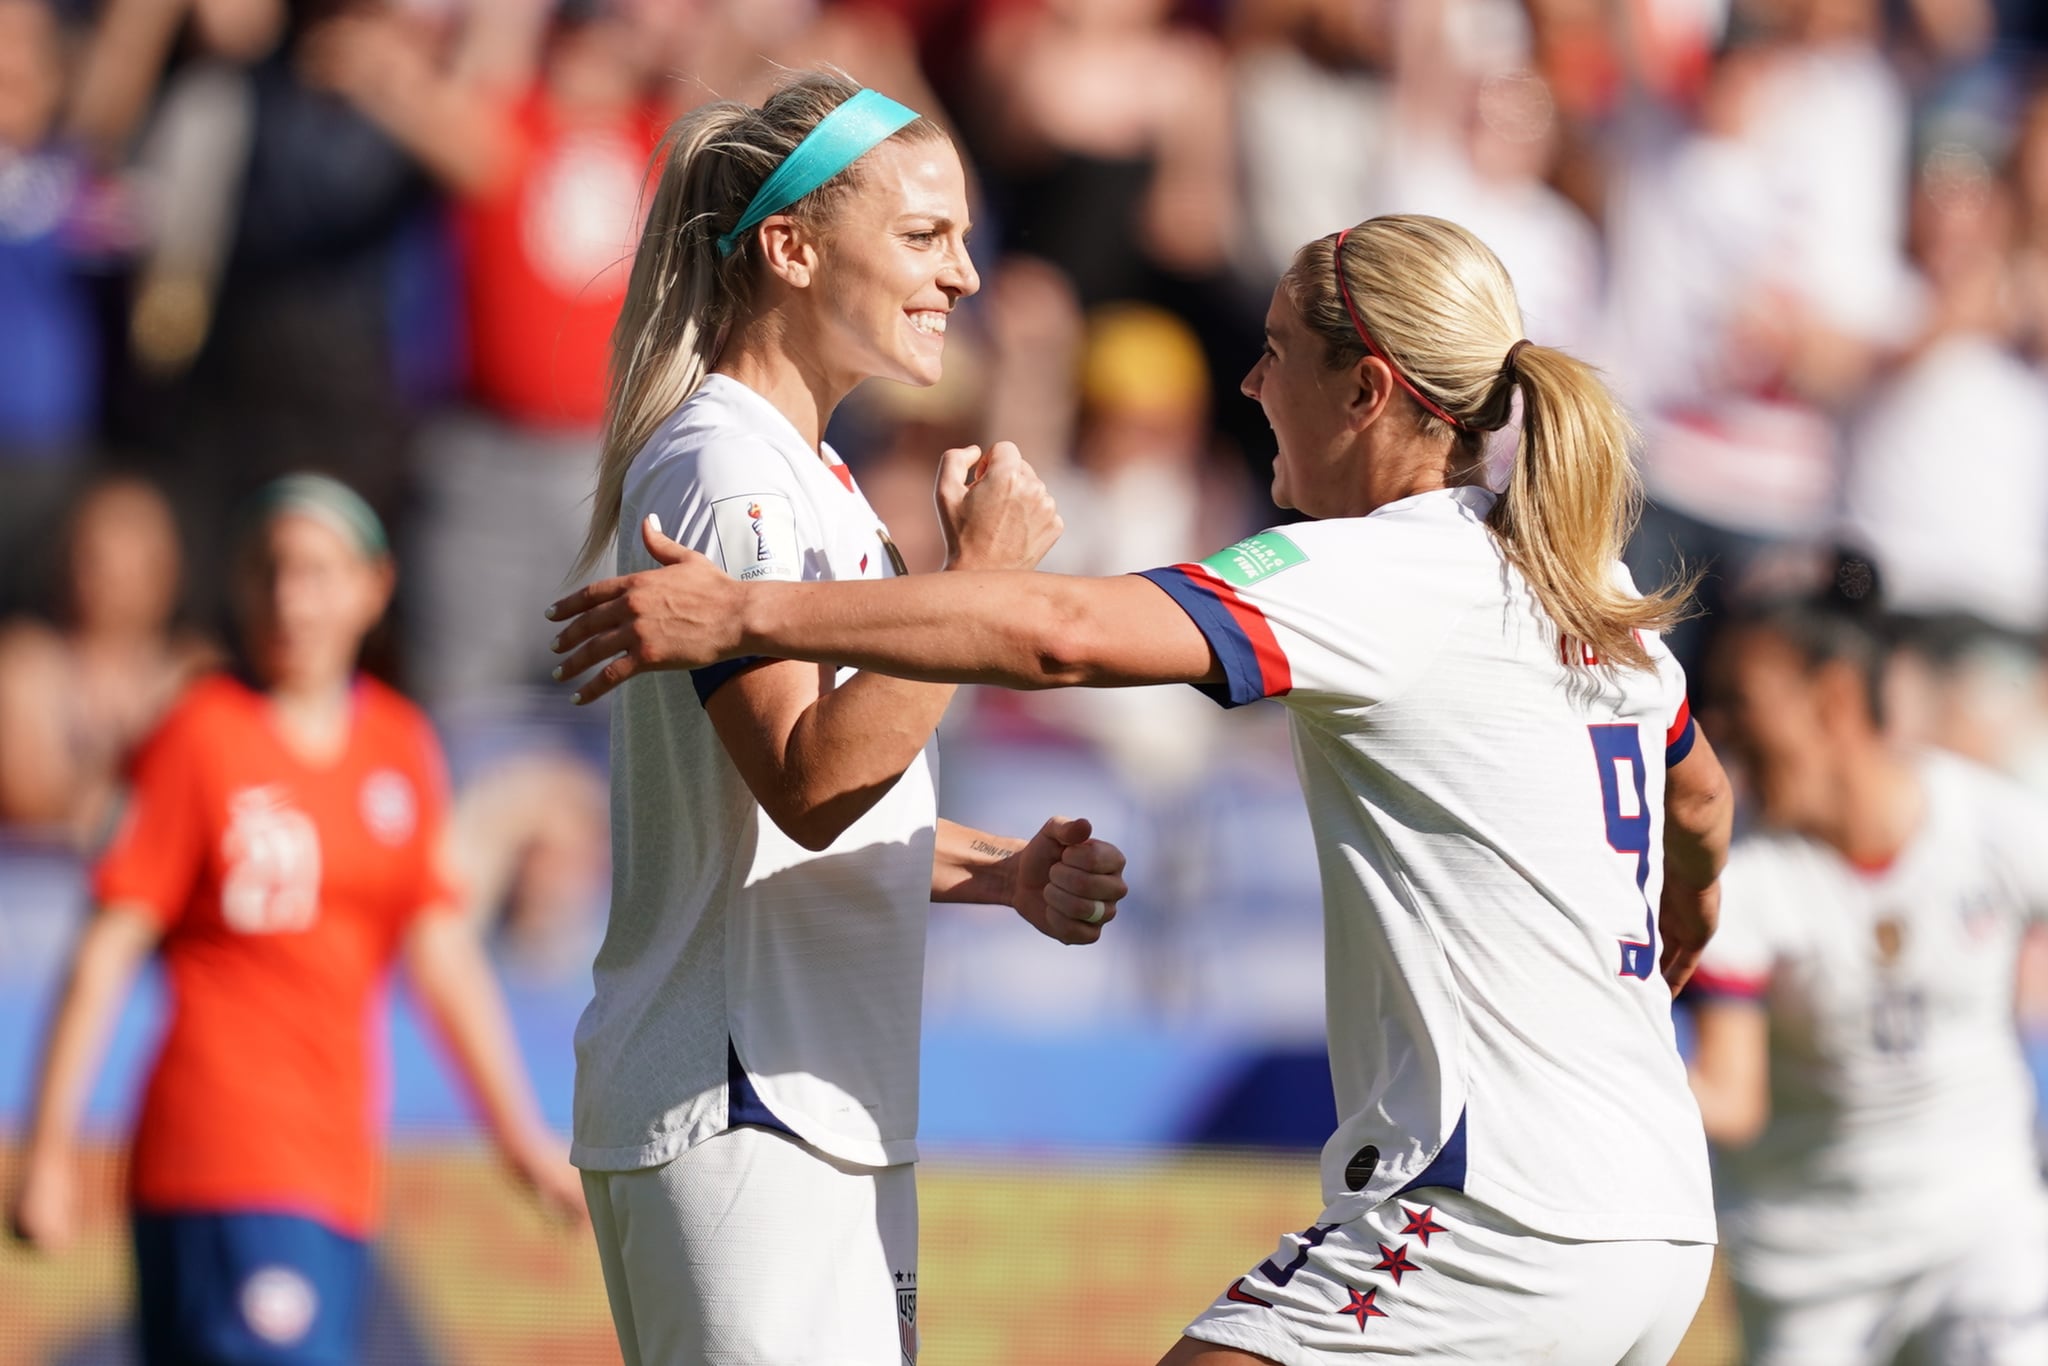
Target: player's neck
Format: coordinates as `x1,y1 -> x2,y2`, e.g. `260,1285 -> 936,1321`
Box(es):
1350,430 -> 1473,517
1824,746 -> 1922,872
263,680 -> 356,768
715,321 -> 852,455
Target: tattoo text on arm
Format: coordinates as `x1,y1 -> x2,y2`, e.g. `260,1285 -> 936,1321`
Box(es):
969,838 -> 1016,862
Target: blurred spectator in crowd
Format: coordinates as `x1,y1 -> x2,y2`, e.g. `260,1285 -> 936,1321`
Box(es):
1837,141 -> 2048,781
1375,0 -> 1601,350
0,0 -> 110,618
1229,0 -> 1397,284
966,0 -> 1272,475
0,476 -> 215,846
301,0 -> 664,709
1841,146 -> 2048,630
2010,84 -> 2048,365
970,0 -> 1237,303
1606,1 -> 1913,684
70,0 -> 439,625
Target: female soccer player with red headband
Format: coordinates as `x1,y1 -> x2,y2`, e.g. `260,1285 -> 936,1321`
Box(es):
558,71 -> 1130,1364
553,213 -> 1735,1365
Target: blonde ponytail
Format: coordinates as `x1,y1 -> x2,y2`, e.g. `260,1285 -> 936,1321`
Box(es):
572,72 -> 946,578
1286,215 -> 1692,671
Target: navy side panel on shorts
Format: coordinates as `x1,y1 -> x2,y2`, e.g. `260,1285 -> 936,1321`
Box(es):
134,1210 -> 369,1366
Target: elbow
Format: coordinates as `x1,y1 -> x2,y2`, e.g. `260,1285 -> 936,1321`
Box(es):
1020,588 -> 1104,688
758,795 -> 845,852
759,784 -> 889,853
776,813 -> 847,854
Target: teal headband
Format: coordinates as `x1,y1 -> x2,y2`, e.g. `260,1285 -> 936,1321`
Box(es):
247,473 -> 389,559
716,88 -> 920,258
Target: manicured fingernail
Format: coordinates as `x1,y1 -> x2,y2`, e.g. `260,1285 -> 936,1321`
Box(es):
551,665 -> 563,681
544,604 -> 560,620
570,692 -> 583,705
551,635 -> 563,651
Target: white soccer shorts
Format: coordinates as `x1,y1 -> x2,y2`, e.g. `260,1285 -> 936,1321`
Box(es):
1183,1187 -> 1713,1364
581,1125 -> 918,1366
1733,1200 -> 2048,1366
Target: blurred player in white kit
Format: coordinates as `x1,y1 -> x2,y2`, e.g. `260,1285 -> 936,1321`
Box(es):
1689,556 -> 2048,1366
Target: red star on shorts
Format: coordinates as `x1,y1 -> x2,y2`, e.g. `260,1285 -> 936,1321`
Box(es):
1399,1204 -> 1447,1246
1337,1286 -> 1388,1330
1373,1242 -> 1419,1284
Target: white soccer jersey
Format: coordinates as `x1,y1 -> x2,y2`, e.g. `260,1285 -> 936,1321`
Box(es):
1692,751 -> 2048,1296
571,374 -> 936,1172
1139,486 -> 1716,1243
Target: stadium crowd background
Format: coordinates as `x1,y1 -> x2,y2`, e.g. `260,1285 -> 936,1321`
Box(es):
6,0 -> 2048,1361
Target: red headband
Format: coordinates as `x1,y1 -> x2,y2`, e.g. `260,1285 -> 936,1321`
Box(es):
1332,228 -> 1467,431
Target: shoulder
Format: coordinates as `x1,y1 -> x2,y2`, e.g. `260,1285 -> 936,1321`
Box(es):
126,673 -> 246,774
1723,832 -> 1822,907
155,673 -> 250,738
1926,749 -> 2048,836
629,404 -> 801,515
1253,492 -> 1494,575
1727,829 -> 1811,873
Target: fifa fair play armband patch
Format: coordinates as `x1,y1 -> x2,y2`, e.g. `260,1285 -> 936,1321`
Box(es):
1201,532 -> 1307,588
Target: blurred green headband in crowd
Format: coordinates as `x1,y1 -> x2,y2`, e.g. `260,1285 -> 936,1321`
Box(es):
246,473 -> 389,559
716,88 -> 920,257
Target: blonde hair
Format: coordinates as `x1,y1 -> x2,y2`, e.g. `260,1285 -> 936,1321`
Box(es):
1286,215 -> 1691,671
572,72 -> 947,577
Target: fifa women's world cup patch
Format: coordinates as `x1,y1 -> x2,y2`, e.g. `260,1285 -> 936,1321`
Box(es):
711,493 -> 800,581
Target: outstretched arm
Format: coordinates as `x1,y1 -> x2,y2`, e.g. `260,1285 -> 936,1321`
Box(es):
549,517 -> 1220,705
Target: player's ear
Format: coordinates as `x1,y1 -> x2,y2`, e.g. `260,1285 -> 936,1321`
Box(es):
758,216 -> 818,290
365,554 -> 398,624
1345,354 -> 1396,433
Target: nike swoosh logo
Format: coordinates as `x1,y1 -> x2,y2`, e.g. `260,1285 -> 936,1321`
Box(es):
1226,1279 -> 1274,1308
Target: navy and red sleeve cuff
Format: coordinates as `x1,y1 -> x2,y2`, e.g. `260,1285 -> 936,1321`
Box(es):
1666,699 -> 1698,766
1684,965 -> 1768,1002
1136,565 -> 1292,709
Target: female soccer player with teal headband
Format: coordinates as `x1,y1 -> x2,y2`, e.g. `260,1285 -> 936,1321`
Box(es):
562,72 -> 1132,1364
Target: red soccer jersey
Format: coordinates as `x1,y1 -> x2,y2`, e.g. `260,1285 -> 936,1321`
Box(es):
94,674 -> 460,1235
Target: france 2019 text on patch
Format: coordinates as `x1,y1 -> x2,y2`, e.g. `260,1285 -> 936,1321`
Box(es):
711,493 -> 800,582
1201,532 -> 1307,588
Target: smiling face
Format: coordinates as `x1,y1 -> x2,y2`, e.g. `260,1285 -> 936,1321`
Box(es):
794,136 -> 979,392
1240,283 -> 1363,517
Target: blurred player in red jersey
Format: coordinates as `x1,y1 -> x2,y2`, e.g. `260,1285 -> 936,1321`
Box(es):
6,473 -> 584,1365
